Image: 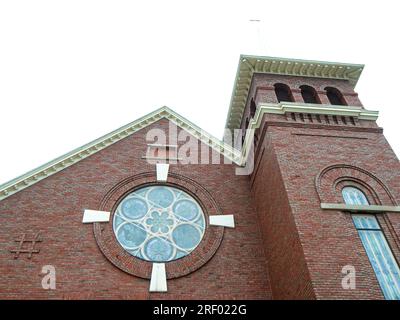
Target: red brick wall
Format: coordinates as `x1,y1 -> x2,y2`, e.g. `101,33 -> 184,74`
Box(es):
240,74 -> 363,131
252,108 -> 400,299
250,134 -> 315,299
0,119 -> 272,299
1,77 -> 399,300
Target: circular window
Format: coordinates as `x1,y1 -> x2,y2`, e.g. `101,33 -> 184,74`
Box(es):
113,185 -> 206,262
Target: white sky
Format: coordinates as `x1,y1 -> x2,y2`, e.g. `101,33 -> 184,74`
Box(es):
1,0 -> 399,185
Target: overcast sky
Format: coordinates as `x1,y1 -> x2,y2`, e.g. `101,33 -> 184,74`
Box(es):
1,0 -> 399,185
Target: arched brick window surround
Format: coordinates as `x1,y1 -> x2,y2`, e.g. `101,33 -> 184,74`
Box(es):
300,85 -> 321,104
250,98 -> 257,118
325,87 -> 348,106
315,164 -> 397,206
315,164 -> 400,253
274,83 -> 294,103
93,172 -> 224,279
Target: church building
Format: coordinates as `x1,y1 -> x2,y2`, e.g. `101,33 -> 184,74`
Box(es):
0,55 -> 399,300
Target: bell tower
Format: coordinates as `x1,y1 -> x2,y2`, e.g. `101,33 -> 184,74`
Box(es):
226,55 -> 400,299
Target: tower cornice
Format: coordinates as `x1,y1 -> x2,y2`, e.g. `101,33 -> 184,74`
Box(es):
226,55 -> 365,130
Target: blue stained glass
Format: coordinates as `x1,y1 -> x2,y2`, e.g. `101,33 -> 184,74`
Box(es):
342,187 -> 369,205
146,211 -> 173,233
353,215 -> 380,229
148,187 -> 174,208
172,224 -> 201,250
173,199 -> 199,221
344,188 -> 400,300
175,250 -> 187,259
114,215 -> 124,228
121,197 -> 148,220
352,213 -> 400,300
113,185 -> 205,262
144,237 -> 174,262
357,229 -> 400,300
195,216 -> 205,229
117,223 -> 147,248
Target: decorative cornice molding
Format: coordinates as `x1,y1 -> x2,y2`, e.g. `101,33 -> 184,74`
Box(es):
226,54 -> 365,129
257,103 -> 379,121
0,102 -> 382,201
0,107 -> 242,202
238,103 -> 379,166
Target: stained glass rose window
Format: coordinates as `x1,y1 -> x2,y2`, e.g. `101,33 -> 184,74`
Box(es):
113,186 -> 205,262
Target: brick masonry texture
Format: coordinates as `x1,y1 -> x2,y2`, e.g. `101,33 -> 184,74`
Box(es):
0,73 -> 399,300
0,119 -> 271,299
251,114 -> 400,299
239,73 -> 363,131
94,172 -> 225,280
243,73 -> 399,299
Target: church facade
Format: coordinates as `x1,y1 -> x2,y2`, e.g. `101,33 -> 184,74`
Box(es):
0,55 -> 399,300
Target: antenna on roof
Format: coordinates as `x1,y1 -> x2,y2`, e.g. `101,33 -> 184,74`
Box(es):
249,19 -> 265,54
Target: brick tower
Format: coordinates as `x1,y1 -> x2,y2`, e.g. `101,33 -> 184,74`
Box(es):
226,55 -> 400,299
0,55 -> 399,300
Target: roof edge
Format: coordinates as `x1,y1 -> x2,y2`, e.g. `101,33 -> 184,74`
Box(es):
225,54 -> 365,129
0,106 -> 241,201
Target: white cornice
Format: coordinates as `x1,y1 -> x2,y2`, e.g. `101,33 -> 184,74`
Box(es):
239,103 -> 379,166
0,103 -> 380,201
0,107 -> 242,202
226,55 -> 365,129
257,103 -> 379,121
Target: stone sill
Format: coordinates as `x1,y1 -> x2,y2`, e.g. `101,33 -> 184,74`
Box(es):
321,203 -> 400,213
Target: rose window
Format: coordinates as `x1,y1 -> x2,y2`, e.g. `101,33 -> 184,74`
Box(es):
113,185 -> 205,262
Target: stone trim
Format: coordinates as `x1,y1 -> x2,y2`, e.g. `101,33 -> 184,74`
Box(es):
239,104 -> 379,166
321,203 -> 400,212
0,106 -> 241,201
0,102 -> 382,201
256,103 -> 378,121
93,172 -> 224,280
226,54 -> 364,129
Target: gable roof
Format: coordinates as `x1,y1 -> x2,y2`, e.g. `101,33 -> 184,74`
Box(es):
0,106 -> 242,201
226,55 -> 365,129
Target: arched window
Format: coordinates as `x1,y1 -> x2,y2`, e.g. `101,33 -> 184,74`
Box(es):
342,186 -> 400,300
325,87 -> 347,106
250,98 -> 256,118
342,186 -> 369,205
274,83 -> 294,103
300,85 -> 321,104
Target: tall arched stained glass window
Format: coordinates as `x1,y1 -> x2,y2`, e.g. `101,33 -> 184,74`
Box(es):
113,186 -> 205,262
342,187 -> 400,300
342,186 -> 369,205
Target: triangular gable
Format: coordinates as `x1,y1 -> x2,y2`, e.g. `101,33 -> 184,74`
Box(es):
0,106 -> 242,201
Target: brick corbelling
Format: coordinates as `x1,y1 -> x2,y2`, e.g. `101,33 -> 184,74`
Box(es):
251,114 -> 382,180
263,119 -> 382,133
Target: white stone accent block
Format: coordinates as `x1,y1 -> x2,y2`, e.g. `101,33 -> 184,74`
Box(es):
156,163 -> 170,182
149,263 -> 167,292
209,214 -> 235,228
82,209 -> 110,223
